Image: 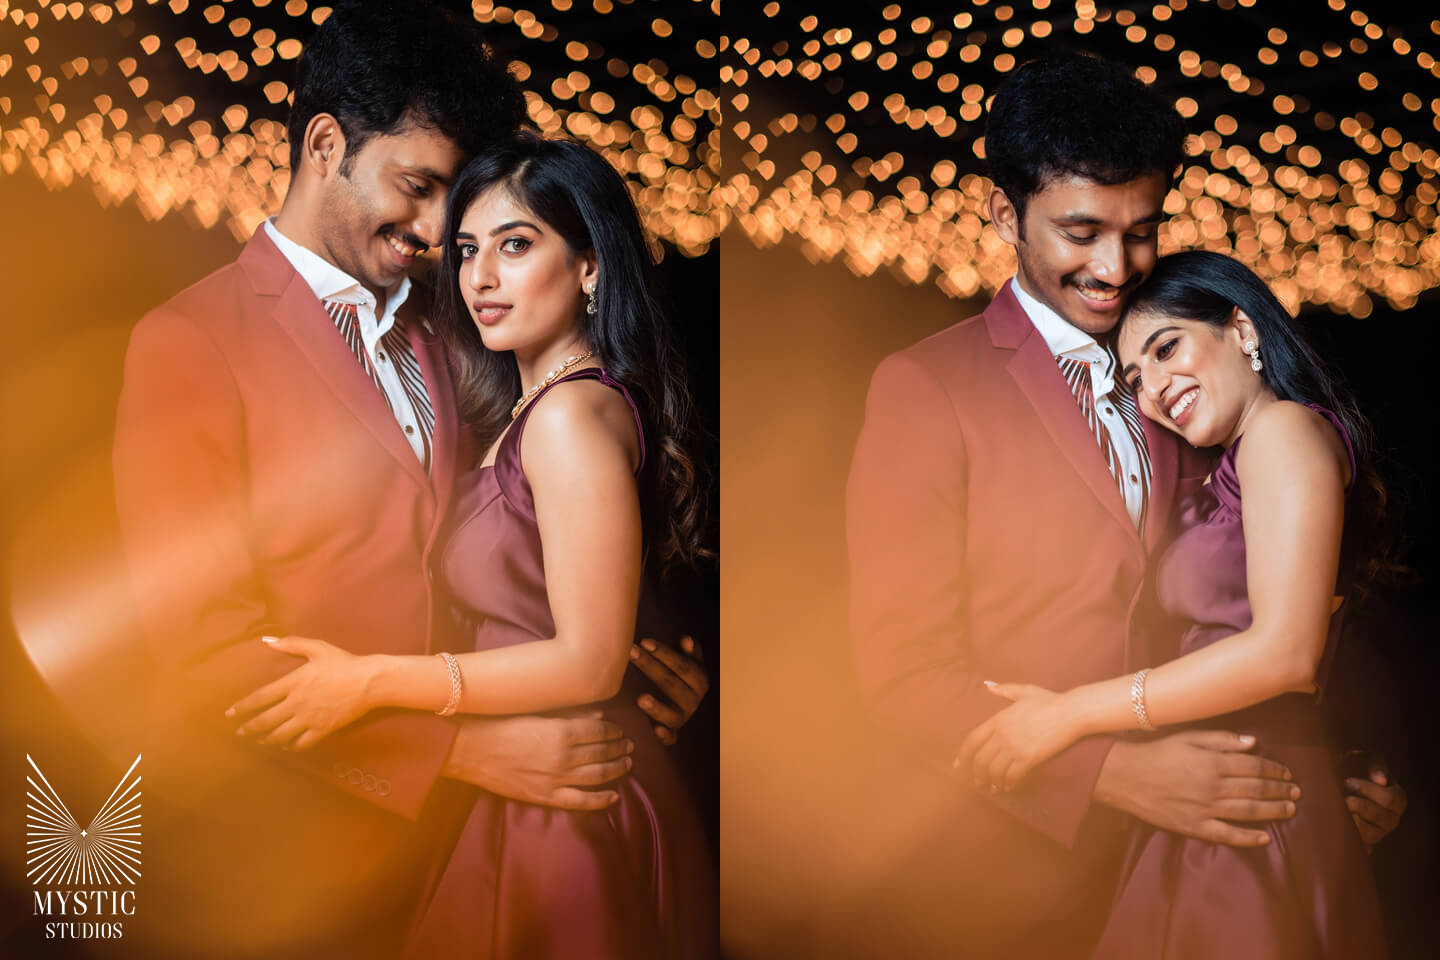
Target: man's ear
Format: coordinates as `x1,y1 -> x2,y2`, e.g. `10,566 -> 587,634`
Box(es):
989,187 -> 1023,246
299,113 -> 346,179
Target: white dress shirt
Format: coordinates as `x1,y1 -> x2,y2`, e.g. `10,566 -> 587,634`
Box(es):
264,219 -> 430,468
1010,276 -> 1150,530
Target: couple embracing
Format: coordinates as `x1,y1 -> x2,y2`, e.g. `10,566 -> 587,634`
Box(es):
848,53 -> 1405,958
112,2 -> 714,958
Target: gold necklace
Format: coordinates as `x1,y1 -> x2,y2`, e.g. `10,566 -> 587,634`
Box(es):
510,351 -> 595,420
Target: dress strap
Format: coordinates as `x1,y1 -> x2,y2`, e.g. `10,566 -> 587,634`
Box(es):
493,368 -> 647,512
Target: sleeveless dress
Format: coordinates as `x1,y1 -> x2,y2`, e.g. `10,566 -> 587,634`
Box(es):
1090,405 -> 1387,959
406,368 -> 716,959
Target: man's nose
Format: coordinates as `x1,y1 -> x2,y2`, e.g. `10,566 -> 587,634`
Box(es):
1090,236 -> 1129,287
414,195 -> 445,250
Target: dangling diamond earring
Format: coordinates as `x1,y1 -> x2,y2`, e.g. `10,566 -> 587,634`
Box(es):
584,282 -> 597,317
1243,339 -> 1263,373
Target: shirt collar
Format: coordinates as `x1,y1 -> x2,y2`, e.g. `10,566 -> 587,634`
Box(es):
264,218 -> 411,323
1009,276 -> 1115,396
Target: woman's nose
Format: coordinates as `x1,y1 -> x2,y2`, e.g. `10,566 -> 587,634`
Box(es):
465,254 -> 496,292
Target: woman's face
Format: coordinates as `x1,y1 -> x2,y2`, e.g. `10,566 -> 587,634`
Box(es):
1117,307 -> 1264,448
453,185 -> 594,358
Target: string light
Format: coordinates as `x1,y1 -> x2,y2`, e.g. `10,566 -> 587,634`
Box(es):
0,0 -> 720,256
725,2 -> 1439,316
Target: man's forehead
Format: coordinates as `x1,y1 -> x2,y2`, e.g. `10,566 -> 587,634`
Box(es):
1028,172 -> 1168,221
367,120 -> 465,179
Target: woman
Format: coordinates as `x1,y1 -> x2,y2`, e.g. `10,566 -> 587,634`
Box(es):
955,251 -> 1388,957
226,134 -> 715,958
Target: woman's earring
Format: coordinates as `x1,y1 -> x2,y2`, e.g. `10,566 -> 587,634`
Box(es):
584,282 -> 597,317
1243,339 -> 1263,373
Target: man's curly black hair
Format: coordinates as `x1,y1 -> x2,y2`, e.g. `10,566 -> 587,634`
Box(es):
287,0 -> 527,173
985,52 -> 1188,226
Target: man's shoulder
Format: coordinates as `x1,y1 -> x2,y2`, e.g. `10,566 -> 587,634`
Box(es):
874,303 -> 1007,389
141,256 -> 256,330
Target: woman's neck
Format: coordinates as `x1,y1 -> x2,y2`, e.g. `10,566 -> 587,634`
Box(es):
515,335 -> 596,394
1224,385 -> 1279,448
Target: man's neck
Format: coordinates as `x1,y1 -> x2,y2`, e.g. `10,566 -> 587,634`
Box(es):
271,205 -> 388,309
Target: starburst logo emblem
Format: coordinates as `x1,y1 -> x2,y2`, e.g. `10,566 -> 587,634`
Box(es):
26,755 -> 142,886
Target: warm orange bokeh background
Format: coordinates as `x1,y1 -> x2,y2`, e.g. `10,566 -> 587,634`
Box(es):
719,232 -> 1023,958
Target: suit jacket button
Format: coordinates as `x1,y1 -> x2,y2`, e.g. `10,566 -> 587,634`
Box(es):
376,779 -> 392,797
347,768 -> 363,785
333,762 -> 348,779
363,774 -> 377,792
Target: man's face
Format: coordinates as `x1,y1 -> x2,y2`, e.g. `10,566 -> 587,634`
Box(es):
990,172 -> 1169,335
314,121 -> 465,297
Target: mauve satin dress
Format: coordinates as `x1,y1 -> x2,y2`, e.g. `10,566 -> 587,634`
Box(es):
405,368 -> 716,960
1090,406 -> 1386,959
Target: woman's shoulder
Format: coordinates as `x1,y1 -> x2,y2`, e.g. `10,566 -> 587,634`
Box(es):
1236,400 -> 1351,486
519,374 -> 643,471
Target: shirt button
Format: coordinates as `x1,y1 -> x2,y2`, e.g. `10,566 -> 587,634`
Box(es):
405,425 -> 415,435
377,351 -> 387,363
1129,474 -> 1139,483
1103,406 -> 1114,416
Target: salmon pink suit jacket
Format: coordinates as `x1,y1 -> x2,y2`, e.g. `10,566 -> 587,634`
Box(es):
846,282 -> 1210,956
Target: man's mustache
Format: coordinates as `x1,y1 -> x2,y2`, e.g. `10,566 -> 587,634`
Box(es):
381,228 -> 429,254
1063,273 -> 1140,297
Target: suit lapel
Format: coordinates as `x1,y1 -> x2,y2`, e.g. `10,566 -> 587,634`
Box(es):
988,288 -> 1140,544
407,308 -> 459,517
237,229 -> 433,493
272,276 -> 432,490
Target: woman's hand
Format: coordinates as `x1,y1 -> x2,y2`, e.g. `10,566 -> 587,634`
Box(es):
225,636 -> 380,750
954,682 -> 1083,793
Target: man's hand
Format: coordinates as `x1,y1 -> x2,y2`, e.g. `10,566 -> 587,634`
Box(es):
1094,730 -> 1299,847
1344,757 -> 1407,850
629,635 -> 709,745
441,710 -> 633,811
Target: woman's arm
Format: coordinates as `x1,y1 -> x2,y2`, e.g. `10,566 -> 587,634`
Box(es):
957,401 -> 1350,791
226,380 -> 644,745
371,379 -> 644,714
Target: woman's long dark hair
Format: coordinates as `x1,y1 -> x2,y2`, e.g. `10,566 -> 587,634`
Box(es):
1121,250 -> 1403,594
435,133 -> 710,570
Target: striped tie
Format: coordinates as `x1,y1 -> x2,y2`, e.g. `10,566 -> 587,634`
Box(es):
323,299 -> 436,472
1056,351 -> 1152,534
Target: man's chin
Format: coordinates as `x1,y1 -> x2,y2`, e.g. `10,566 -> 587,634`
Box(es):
365,258 -> 407,291
1061,292 -> 1125,331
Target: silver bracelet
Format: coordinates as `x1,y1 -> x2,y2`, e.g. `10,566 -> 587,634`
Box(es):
435,652 -> 462,717
1130,668 -> 1156,732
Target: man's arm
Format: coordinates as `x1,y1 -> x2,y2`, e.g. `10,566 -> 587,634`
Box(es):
846,352 -> 1113,849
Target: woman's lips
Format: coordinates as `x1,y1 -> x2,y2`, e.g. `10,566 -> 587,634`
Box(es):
472,302 -> 511,326
1168,386 -> 1199,426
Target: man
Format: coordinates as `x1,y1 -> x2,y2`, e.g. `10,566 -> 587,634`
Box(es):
112,3 -> 708,956
847,53 -> 1402,957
